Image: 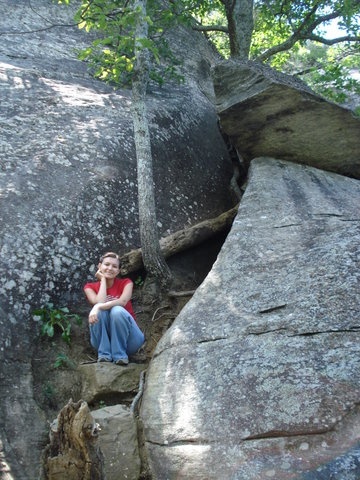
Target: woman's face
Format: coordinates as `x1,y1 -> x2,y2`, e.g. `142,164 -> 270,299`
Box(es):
98,256 -> 120,279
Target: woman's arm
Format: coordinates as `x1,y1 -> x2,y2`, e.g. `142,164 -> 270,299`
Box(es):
87,282 -> 134,324
84,271 -> 108,305
96,282 -> 133,310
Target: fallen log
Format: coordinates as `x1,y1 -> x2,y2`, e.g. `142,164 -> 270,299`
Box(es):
119,204 -> 239,275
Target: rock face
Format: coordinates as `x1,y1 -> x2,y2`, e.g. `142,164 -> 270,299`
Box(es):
0,1 -> 233,477
141,158 -> 360,479
213,60 -> 360,179
92,405 -> 140,480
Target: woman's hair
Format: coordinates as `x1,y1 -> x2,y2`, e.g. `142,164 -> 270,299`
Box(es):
99,252 -> 120,265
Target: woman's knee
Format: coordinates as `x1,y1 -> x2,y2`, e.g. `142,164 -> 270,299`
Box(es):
110,306 -> 127,319
97,310 -> 109,323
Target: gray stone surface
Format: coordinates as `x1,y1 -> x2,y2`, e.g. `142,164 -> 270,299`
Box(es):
213,60 -> 360,179
141,158 -> 360,479
0,1 -> 233,477
92,405 -> 140,480
79,362 -> 145,404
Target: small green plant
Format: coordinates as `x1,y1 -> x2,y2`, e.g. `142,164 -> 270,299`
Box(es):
33,303 -> 82,345
134,275 -> 144,287
42,382 -> 56,407
353,106 -> 360,118
53,353 -> 77,370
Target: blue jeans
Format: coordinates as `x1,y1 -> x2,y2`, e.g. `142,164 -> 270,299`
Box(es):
89,306 -> 145,362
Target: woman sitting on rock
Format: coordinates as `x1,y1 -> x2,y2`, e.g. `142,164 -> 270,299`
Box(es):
84,251 -> 145,365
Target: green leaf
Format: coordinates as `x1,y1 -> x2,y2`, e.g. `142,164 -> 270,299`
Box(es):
45,324 -> 55,338
59,0 -> 360,101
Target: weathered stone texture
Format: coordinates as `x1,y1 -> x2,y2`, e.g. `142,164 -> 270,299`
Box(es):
141,158 -> 360,479
213,60 -> 360,179
92,405 -> 140,480
79,362 -> 145,404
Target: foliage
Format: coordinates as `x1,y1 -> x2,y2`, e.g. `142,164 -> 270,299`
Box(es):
33,303 -> 82,345
254,0 -> 360,45
217,0 -> 360,104
178,0 -> 229,56
53,353 -> 77,369
182,0 -> 360,104
57,0 -> 359,105
251,5 -> 294,63
285,42 -> 360,105
134,275 -> 144,287
42,382 -> 57,408
59,0 -> 183,86
249,0 -> 360,103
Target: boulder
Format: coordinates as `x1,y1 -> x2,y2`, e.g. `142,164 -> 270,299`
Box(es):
141,157 -> 360,479
79,362 -> 145,404
92,405 -> 140,480
213,60 -> 360,179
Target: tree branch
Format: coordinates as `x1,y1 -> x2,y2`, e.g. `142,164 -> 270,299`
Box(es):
255,34 -> 300,61
307,34 -> 360,45
192,24 -> 229,34
255,7 -> 360,62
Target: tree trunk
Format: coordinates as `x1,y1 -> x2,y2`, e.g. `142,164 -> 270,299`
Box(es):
221,0 -> 254,58
40,400 -> 104,480
120,204 -> 238,274
132,0 -> 172,289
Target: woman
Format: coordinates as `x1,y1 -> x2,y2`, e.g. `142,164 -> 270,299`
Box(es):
84,252 -> 145,365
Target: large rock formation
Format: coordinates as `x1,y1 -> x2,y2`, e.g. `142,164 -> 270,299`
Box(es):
141,158 -> 360,479
0,1 -> 233,477
213,60 -> 360,179
3,2 -> 360,478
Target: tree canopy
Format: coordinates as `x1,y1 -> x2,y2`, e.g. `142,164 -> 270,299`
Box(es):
192,0 -> 360,106
60,0 -> 360,107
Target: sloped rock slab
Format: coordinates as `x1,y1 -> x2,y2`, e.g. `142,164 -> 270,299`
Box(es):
141,158 -> 360,479
92,405 -> 140,480
213,60 -> 360,179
